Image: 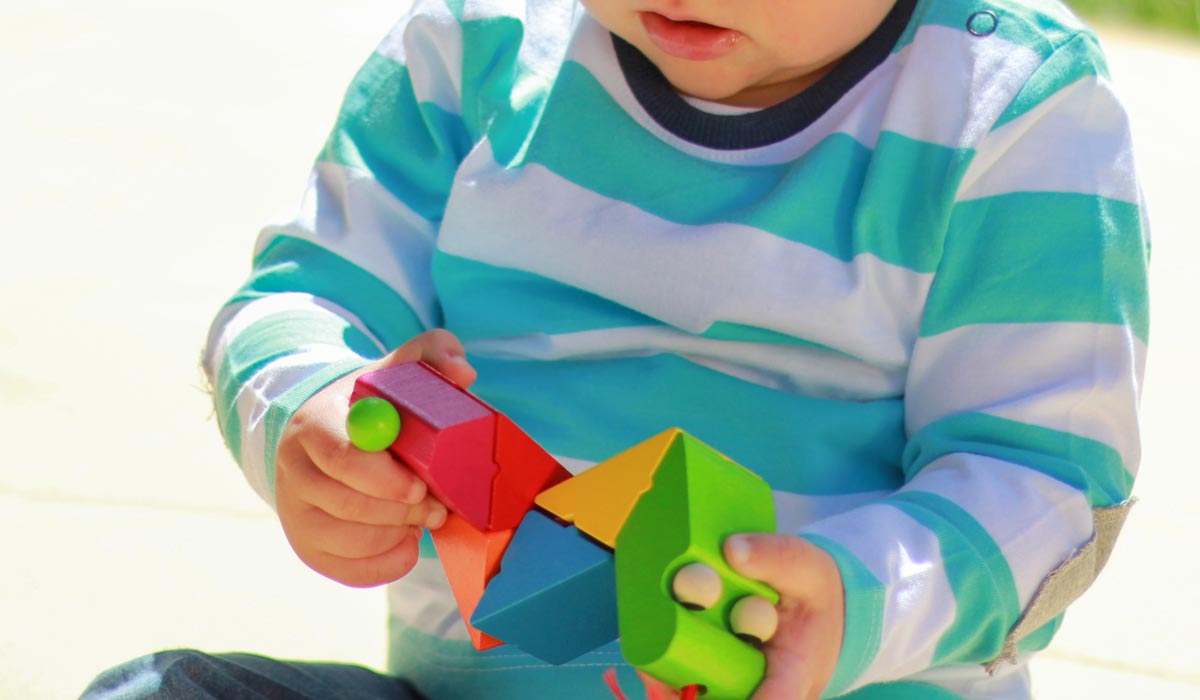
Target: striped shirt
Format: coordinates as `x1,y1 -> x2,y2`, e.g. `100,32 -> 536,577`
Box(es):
203,0 -> 1149,697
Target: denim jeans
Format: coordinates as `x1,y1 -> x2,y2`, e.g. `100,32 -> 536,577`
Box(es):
79,649 -> 426,700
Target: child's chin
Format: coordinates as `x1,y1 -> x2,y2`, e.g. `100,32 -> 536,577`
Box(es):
659,64 -> 774,107
666,74 -> 748,105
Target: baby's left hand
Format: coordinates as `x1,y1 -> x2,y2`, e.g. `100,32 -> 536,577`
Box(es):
639,534 -> 846,700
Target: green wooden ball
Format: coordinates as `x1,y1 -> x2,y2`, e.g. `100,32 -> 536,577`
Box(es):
346,397 -> 401,452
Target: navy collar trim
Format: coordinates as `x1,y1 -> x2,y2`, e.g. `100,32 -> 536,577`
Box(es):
613,0 -> 919,150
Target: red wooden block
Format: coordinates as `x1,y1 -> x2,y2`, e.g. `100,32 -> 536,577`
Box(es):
352,363 -> 499,529
489,414 -> 572,530
430,513 -> 515,651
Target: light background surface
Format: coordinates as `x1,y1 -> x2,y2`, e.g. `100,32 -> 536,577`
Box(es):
1,2 -> 1196,698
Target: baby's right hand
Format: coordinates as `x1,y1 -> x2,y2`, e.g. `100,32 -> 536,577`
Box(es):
274,330 -> 478,588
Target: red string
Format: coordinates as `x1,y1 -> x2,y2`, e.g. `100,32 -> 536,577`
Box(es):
603,668 -> 630,700
603,668 -> 703,700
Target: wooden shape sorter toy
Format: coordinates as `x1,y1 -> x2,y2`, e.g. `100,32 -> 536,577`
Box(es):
347,363 -> 780,698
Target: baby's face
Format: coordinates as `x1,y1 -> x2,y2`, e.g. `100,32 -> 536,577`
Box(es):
583,0 -> 898,108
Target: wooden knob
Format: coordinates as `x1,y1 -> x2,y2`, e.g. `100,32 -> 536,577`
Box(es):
729,595 -> 778,646
671,562 -> 723,610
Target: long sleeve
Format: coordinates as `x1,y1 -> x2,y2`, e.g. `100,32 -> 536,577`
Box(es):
202,0 -> 472,504
799,31 -> 1149,697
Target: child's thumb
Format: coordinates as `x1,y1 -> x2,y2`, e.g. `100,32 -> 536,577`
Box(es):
377,329 -> 477,388
723,533 -> 822,600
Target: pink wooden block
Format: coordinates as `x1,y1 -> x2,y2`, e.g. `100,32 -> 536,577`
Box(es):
352,362 -> 498,529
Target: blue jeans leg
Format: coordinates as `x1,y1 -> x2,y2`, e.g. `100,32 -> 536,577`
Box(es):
78,649 -> 426,700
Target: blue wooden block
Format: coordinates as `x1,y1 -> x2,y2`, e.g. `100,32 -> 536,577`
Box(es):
471,510 -> 618,664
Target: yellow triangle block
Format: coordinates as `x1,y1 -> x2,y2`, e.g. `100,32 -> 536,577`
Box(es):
535,429 -> 681,548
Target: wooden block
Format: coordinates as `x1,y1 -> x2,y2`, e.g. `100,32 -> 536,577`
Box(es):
489,414 -> 572,531
353,362 -> 499,529
472,510 -> 618,664
535,429 -> 678,548
430,513 -> 515,651
614,431 -> 777,700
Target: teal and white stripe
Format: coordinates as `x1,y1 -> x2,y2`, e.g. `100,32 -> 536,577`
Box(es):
958,74 -> 1139,202
388,556 -> 477,642
204,293 -> 383,501
907,322 -> 1146,472
805,503 -> 958,681
277,162 -> 443,331
902,456 -> 1095,609
202,0 -> 1149,697
439,149 -> 933,378
376,10 -> 465,116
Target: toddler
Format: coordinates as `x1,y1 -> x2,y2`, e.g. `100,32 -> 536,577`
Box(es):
81,0 -> 1148,698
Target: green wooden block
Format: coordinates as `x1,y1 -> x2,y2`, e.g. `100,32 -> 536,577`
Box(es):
615,430 -> 778,699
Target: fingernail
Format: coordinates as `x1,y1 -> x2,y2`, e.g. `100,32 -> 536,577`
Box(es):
725,535 -> 751,566
405,480 -> 427,504
425,508 -> 447,529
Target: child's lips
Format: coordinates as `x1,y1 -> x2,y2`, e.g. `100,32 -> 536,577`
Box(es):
638,11 -> 742,61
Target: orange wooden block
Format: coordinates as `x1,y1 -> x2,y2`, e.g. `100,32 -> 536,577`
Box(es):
430,513 -> 516,650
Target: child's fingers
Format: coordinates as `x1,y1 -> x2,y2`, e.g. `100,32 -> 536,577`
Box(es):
723,534 -> 834,603
381,329 -> 478,389
302,465 -> 447,528
298,506 -> 419,560
281,443 -> 406,520
750,596 -> 828,700
298,530 -> 424,589
753,644 -> 814,700
286,379 -> 431,504
295,417 -> 449,527
303,427 -> 431,504
752,595 -> 846,700
722,534 -> 845,700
